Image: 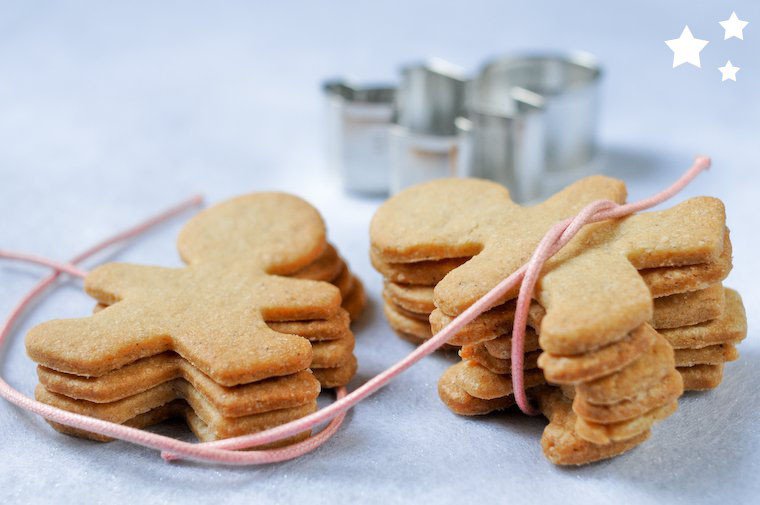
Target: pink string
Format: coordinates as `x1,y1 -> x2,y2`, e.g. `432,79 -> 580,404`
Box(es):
0,251 -> 90,279
0,156 -> 710,465
510,155 -> 711,413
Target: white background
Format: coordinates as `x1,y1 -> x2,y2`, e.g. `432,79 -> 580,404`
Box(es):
0,1 -> 758,503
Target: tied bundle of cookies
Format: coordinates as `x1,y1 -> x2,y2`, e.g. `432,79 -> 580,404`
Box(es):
26,193 -> 365,443
370,177 -> 746,465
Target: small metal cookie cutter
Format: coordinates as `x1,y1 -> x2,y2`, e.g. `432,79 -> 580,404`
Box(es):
458,52 -> 602,201
389,59 -> 467,194
323,79 -> 396,194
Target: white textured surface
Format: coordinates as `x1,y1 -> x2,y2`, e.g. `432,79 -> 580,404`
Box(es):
0,1 -> 758,504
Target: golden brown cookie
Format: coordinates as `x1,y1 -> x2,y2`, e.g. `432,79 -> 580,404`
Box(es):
37,384 -> 316,443
30,265 -> 333,384
450,361 -> 546,400
679,364 -> 724,390
575,399 -> 678,445
459,345 -> 541,375
429,302 -> 545,346
381,290 -> 430,321
438,364 -> 516,415
372,177 -> 628,263
267,310 -> 353,341
292,244 -> 344,282
37,356 -> 320,416
574,333 -> 674,405
393,331 -> 430,346
95,301 -> 354,342
651,283 -> 725,329
674,345 -> 738,367
310,332 -> 355,369
372,176 -> 736,466
659,289 -> 746,349
538,324 -> 657,384
370,250 -> 468,285
642,231 -> 732,298
537,387 -> 651,465
183,407 -> 311,447
572,369 -> 683,424
47,398 -> 312,448
95,300 -> 357,381
482,330 -> 542,358
383,302 -> 433,340
383,282 -> 436,314
311,355 -> 358,388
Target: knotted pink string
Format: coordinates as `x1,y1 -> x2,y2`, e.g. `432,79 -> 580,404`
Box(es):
510,155 -> 711,413
0,156 -> 710,464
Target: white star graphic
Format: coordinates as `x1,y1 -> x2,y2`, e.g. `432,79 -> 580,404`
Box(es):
718,61 -> 740,82
719,11 -> 749,40
665,26 -> 709,68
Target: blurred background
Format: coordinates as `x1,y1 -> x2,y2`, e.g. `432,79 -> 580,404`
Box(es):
0,1 -> 758,207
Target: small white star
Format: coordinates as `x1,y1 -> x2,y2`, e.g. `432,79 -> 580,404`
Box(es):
665,26 -> 709,68
718,61 -> 740,82
719,11 -> 749,40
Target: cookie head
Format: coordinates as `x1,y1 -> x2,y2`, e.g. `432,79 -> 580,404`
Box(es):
178,192 -> 327,274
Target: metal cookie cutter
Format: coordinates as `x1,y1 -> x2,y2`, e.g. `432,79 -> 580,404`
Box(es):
389,59 -> 467,194
323,79 -> 396,194
459,52 -> 602,202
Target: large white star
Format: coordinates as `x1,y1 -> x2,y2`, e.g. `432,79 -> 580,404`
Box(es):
665,26 -> 709,68
718,61 -> 740,82
719,11 -> 749,40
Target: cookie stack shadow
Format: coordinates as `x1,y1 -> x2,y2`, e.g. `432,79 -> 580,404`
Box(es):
26,194 -> 366,444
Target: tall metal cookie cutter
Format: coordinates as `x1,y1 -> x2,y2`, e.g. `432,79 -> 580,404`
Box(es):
323,79 -> 396,194
389,59 -> 467,194
458,52 -> 602,201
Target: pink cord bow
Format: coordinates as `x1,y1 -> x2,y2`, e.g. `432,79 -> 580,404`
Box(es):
0,156 -> 710,464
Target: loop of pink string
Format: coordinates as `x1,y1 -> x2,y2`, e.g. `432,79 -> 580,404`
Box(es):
0,156 -> 710,465
510,155 -> 710,413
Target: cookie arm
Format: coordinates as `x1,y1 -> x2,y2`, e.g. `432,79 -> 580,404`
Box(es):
172,320 -> 313,387
536,250 -> 653,355
25,301 -> 170,376
84,263 -> 174,305
616,197 -> 726,269
433,250 -> 528,315
256,276 -> 343,321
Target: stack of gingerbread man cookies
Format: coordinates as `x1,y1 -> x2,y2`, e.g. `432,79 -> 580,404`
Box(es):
370,176 -> 746,465
27,193 -> 365,443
